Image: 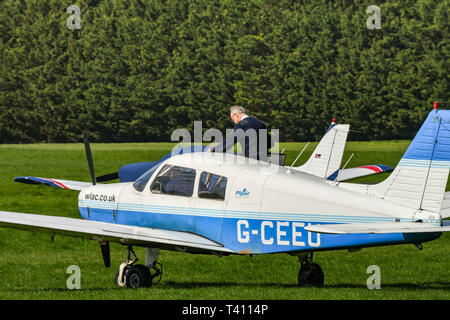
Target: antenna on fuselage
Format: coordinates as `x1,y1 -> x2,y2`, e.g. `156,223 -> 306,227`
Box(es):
287,142 -> 310,174
83,131 -> 97,186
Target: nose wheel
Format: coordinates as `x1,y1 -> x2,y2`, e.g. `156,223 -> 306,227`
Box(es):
297,252 -> 324,287
115,246 -> 162,289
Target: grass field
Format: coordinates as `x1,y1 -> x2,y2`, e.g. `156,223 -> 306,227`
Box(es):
0,141 -> 449,300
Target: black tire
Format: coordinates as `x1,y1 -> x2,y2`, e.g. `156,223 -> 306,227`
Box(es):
298,263 -> 324,287
124,265 -> 152,289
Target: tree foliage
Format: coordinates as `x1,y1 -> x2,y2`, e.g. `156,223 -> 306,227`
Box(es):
0,0 -> 448,143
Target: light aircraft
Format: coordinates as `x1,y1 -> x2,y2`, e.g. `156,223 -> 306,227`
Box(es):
2,110 -> 448,288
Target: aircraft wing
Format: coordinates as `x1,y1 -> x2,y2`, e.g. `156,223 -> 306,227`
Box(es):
0,211 -> 233,254
14,176 -> 92,191
305,220 -> 450,234
328,164 -> 394,182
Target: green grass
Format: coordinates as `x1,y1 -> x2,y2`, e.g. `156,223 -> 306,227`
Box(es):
0,141 -> 449,300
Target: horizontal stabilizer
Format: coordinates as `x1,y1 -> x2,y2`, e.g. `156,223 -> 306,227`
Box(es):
328,164 -> 393,181
0,211 -> 233,254
305,220 -> 450,234
14,176 -> 92,191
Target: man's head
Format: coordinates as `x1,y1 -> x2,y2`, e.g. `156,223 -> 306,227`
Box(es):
229,105 -> 247,125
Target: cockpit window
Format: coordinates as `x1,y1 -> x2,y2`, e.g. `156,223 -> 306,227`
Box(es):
150,165 -> 196,197
198,171 -> 227,200
133,162 -> 163,192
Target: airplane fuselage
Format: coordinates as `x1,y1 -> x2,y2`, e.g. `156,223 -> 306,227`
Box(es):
78,153 -> 441,255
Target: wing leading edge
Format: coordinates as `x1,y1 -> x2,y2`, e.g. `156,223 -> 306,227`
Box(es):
14,176 -> 92,191
328,164 -> 394,182
0,211 -> 233,254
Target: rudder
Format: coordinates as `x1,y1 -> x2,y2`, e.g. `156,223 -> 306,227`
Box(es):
367,109 -> 450,214
296,123 -> 350,179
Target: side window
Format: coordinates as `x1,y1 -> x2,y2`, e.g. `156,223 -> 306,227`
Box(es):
150,165 -> 196,197
198,171 -> 227,200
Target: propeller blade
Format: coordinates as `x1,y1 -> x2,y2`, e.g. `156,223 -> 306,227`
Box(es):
96,172 -> 119,182
83,131 -> 97,185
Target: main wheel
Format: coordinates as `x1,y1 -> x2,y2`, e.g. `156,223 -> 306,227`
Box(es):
126,265 -> 152,288
116,265 -> 152,288
298,262 -> 324,287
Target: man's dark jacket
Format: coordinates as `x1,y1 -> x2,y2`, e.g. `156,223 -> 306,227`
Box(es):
212,116 -> 273,159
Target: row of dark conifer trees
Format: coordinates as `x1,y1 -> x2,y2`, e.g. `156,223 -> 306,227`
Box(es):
0,0 -> 447,143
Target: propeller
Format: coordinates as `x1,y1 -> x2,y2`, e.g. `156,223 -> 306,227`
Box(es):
83,131 -> 111,267
83,131 -> 120,182
96,172 -> 119,182
83,131 -> 97,186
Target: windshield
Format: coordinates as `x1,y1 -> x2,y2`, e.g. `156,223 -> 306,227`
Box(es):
132,162 -> 163,192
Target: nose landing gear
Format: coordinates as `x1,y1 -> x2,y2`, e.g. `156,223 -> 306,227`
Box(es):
115,246 -> 162,289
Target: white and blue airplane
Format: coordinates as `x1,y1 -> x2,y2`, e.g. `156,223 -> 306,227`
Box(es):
1,109 -> 449,288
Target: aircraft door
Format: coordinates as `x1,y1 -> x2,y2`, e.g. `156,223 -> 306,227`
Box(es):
222,169 -> 268,253
142,165 -> 196,231
193,171 -> 228,243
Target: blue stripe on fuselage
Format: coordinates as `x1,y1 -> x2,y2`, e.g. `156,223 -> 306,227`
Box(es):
78,206 -> 441,253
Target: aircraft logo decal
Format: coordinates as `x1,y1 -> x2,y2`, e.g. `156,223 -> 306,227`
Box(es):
235,188 -> 250,197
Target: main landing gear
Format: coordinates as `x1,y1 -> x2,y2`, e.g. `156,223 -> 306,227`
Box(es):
297,252 -> 324,287
115,246 -> 163,289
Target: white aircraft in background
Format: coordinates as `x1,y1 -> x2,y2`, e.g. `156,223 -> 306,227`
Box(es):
289,118 -> 393,181
2,109 -> 448,288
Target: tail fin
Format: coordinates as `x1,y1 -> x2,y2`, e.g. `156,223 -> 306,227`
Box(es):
367,109 -> 450,214
296,122 -> 350,179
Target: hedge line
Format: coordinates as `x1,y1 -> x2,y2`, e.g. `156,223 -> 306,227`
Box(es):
0,0 -> 448,143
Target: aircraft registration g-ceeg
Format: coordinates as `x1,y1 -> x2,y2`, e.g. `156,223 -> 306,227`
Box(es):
236,219 -> 321,248
2,104 -> 450,288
